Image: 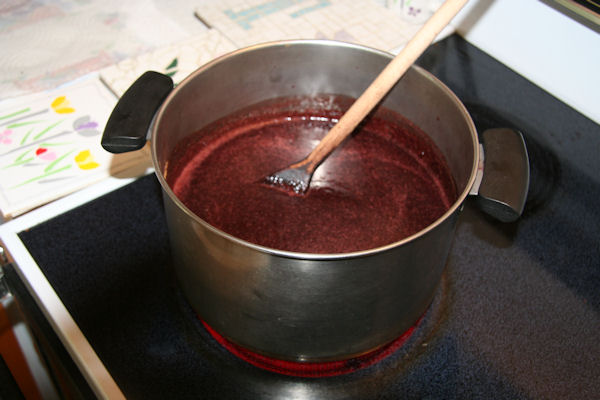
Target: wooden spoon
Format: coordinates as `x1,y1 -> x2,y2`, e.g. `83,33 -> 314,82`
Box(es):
265,0 -> 468,193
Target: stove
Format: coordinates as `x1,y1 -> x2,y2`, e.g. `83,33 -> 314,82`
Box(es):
1,34 -> 599,399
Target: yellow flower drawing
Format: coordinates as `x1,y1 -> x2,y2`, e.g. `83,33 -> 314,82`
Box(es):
75,150 -> 100,170
51,96 -> 75,114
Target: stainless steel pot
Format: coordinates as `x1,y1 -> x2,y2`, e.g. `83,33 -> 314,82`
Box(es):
102,40 -> 529,362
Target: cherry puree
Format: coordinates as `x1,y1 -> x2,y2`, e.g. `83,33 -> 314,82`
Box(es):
166,95 -> 457,253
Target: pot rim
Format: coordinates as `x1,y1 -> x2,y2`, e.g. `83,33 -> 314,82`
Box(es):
151,39 -> 480,260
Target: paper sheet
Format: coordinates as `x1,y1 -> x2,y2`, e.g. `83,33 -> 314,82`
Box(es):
100,29 -> 237,97
0,0 -> 207,101
0,76 -> 150,219
195,0 -> 424,52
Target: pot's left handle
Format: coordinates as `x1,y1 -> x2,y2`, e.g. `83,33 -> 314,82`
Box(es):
102,71 -> 173,154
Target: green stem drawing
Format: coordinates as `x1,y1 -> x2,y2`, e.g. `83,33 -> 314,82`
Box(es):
0,107 -> 30,121
39,141 -> 72,147
20,128 -> 34,145
2,150 -> 34,169
10,164 -> 72,189
1,131 -> 72,158
7,120 -> 43,129
34,120 -> 64,140
44,150 -> 74,173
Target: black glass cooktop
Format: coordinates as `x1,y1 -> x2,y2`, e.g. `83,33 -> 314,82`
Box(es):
16,34 -> 600,399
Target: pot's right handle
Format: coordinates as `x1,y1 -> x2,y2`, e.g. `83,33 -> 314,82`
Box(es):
471,128 -> 530,222
102,71 -> 173,154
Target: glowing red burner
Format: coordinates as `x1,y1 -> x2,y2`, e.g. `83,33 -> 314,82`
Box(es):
202,319 -> 422,378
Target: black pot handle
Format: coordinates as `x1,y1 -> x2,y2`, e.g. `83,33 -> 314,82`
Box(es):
102,71 -> 173,154
473,128 -> 530,222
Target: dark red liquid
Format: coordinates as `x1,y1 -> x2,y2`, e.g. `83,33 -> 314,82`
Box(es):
166,95 -> 457,253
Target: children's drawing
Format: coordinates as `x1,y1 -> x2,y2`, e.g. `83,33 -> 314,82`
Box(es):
165,58 -> 179,78
196,0 -> 417,52
99,29 -> 237,97
223,0 -> 332,30
0,77 -> 150,219
0,95 -> 104,189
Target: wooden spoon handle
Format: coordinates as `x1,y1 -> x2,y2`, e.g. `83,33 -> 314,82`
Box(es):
301,0 -> 469,172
